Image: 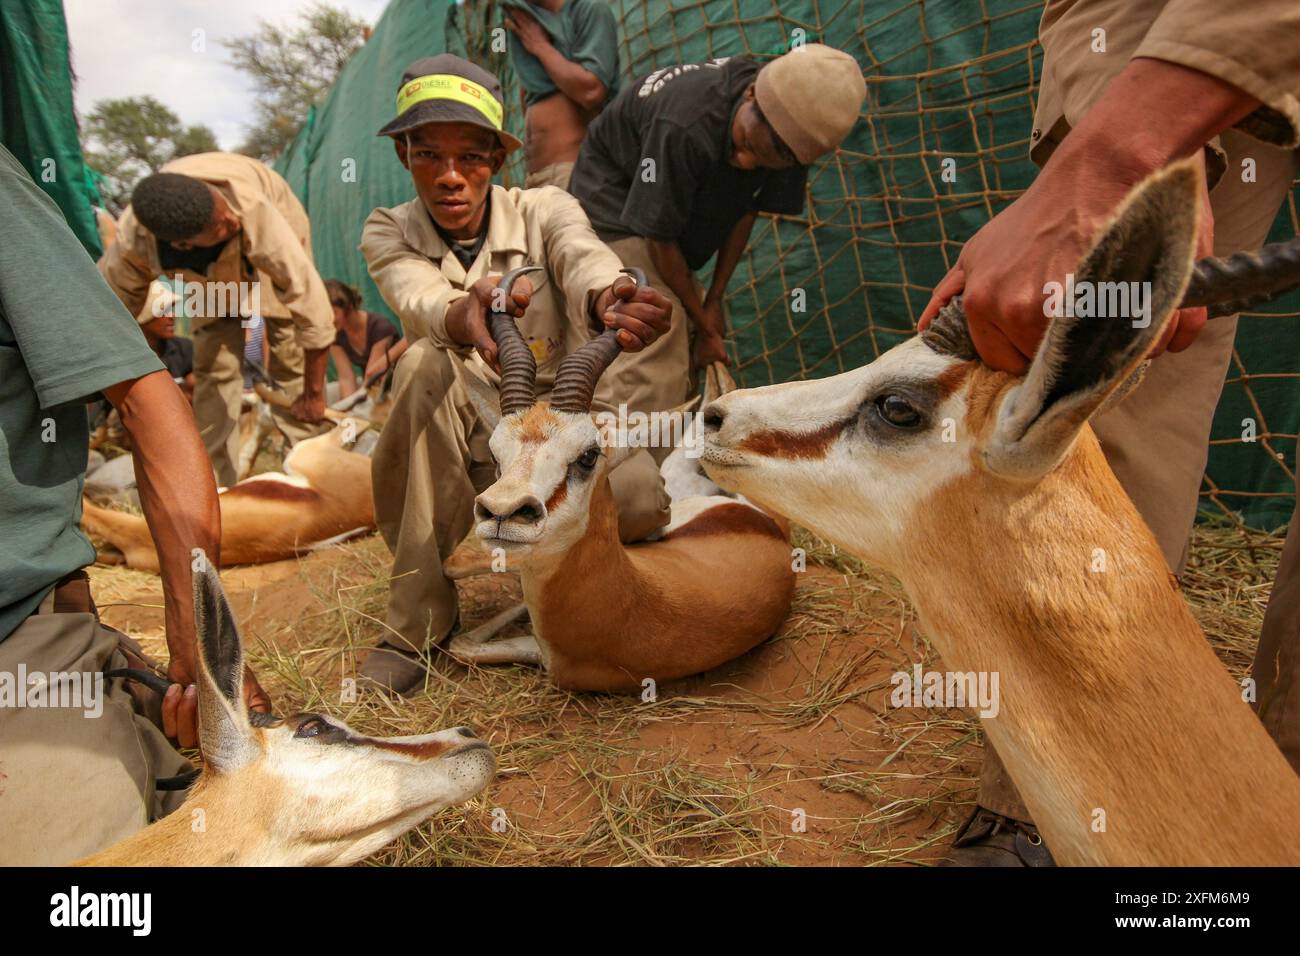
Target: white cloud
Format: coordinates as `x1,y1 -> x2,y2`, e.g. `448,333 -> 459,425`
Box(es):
66,0 -> 390,151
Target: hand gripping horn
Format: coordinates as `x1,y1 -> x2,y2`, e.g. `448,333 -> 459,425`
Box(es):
488,265 -> 544,415
549,268 -> 647,414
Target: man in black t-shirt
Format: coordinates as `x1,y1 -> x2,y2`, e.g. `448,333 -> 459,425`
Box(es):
570,43 -> 866,414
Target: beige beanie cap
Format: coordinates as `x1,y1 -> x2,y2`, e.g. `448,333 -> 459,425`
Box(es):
137,280 -> 179,326
754,44 -> 866,164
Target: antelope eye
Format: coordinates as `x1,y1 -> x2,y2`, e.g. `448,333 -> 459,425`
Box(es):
575,447 -> 601,471
874,394 -> 922,429
295,716 -> 330,738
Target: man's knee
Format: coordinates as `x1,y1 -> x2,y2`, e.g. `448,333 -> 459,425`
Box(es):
609,449 -> 671,543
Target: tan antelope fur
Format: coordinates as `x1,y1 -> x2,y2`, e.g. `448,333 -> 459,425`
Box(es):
80,564 -> 495,866
699,159 -> 1300,866
82,419 -> 378,570
450,362 -> 795,692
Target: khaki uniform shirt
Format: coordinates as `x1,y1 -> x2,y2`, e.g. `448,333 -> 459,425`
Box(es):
1032,0 -> 1300,179
361,184 -> 629,396
98,152 -> 334,350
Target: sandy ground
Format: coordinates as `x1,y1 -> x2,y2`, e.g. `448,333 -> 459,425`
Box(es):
87,514 -> 1273,866
90,537 -> 983,866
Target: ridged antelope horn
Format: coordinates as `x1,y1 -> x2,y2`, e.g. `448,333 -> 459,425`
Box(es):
550,268 -> 646,414
1183,236 -> 1300,319
489,265 -> 544,415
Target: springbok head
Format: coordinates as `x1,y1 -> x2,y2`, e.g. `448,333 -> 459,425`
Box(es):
461,268 -> 641,563
188,563 -> 496,865
700,157 -> 1297,570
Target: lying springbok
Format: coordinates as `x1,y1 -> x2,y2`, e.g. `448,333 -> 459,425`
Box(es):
80,563 -> 495,866
82,419 -> 378,570
699,158 -> 1300,866
444,270 -> 795,692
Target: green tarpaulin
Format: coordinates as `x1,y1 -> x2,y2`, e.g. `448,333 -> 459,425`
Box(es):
277,0 -> 1299,529
1,0 -> 104,258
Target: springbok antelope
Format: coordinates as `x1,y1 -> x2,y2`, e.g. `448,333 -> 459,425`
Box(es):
698,158 -> 1300,866
443,270 -> 795,692
80,563 -> 495,866
82,419 -> 378,571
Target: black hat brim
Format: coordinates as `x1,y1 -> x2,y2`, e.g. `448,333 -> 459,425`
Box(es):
377,99 -> 522,152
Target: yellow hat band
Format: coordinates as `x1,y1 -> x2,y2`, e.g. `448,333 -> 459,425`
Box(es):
395,74 -> 503,130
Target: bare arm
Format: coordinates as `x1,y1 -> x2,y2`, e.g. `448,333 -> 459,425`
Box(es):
707,212 -> 756,307
507,8 -> 607,113
105,371 -> 272,745
106,370 -> 219,684
332,345 -> 359,398
920,58 -> 1259,372
362,336 -> 396,383
291,347 -> 330,421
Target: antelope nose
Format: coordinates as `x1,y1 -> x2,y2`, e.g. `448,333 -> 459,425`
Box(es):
454,726 -> 477,738
474,494 -> 546,525
702,400 -> 727,434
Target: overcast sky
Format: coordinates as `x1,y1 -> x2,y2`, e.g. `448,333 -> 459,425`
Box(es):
66,0 -> 393,150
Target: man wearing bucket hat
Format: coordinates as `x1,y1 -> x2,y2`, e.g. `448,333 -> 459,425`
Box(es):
570,43 -> 867,416
359,55 -> 675,693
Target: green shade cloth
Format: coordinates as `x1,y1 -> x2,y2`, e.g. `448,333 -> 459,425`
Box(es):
277,0 -> 1300,529
0,0 -> 105,258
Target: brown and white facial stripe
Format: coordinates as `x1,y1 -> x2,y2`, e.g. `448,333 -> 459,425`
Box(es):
699,338 -> 979,566
475,404 -> 606,547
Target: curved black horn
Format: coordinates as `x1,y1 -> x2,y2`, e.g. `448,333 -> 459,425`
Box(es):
1183,236 -> 1300,319
549,268 -> 644,414
490,265 -> 543,415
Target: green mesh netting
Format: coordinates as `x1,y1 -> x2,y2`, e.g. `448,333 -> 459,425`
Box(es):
277,0 -> 1299,531
1,0 -> 104,257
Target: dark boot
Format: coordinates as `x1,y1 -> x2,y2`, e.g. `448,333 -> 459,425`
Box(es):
943,806 -> 1056,867
359,642 -> 430,696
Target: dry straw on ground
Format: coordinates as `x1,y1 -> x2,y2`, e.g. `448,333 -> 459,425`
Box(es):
89,519 -> 1281,866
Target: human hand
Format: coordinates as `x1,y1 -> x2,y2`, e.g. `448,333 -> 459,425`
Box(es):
597,274 -> 672,351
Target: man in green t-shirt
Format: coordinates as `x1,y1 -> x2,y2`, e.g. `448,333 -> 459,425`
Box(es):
503,0 -> 621,190
0,145 -> 270,864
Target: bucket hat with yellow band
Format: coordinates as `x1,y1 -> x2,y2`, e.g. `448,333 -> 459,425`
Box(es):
377,54 -> 523,152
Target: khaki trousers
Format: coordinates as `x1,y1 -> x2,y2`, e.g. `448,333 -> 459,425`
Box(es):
604,236 -> 696,429
371,340 -> 671,652
0,595 -> 190,865
191,314 -> 317,488
524,162 -> 575,191
979,131 -> 1300,822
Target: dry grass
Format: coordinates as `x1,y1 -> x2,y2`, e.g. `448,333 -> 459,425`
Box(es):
89,517 -> 1284,867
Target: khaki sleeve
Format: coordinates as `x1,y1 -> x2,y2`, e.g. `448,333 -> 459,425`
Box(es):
536,187 -> 625,336
1137,0 -> 1300,147
360,208 -> 470,350
240,199 -> 335,351
96,216 -> 156,320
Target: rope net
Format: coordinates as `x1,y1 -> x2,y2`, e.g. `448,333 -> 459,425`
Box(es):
449,0 -> 1298,536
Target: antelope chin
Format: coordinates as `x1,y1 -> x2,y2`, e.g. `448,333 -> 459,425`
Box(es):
475,521 -> 545,546
699,438 -> 751,471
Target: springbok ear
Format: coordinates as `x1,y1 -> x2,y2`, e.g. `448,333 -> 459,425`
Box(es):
193,560 -> 257,774
456,360 -> 503,432
593,414 -> 635,471
983,157 -> 1203,481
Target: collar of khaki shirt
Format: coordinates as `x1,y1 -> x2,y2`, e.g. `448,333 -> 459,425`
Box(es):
399,184 -> 534,288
